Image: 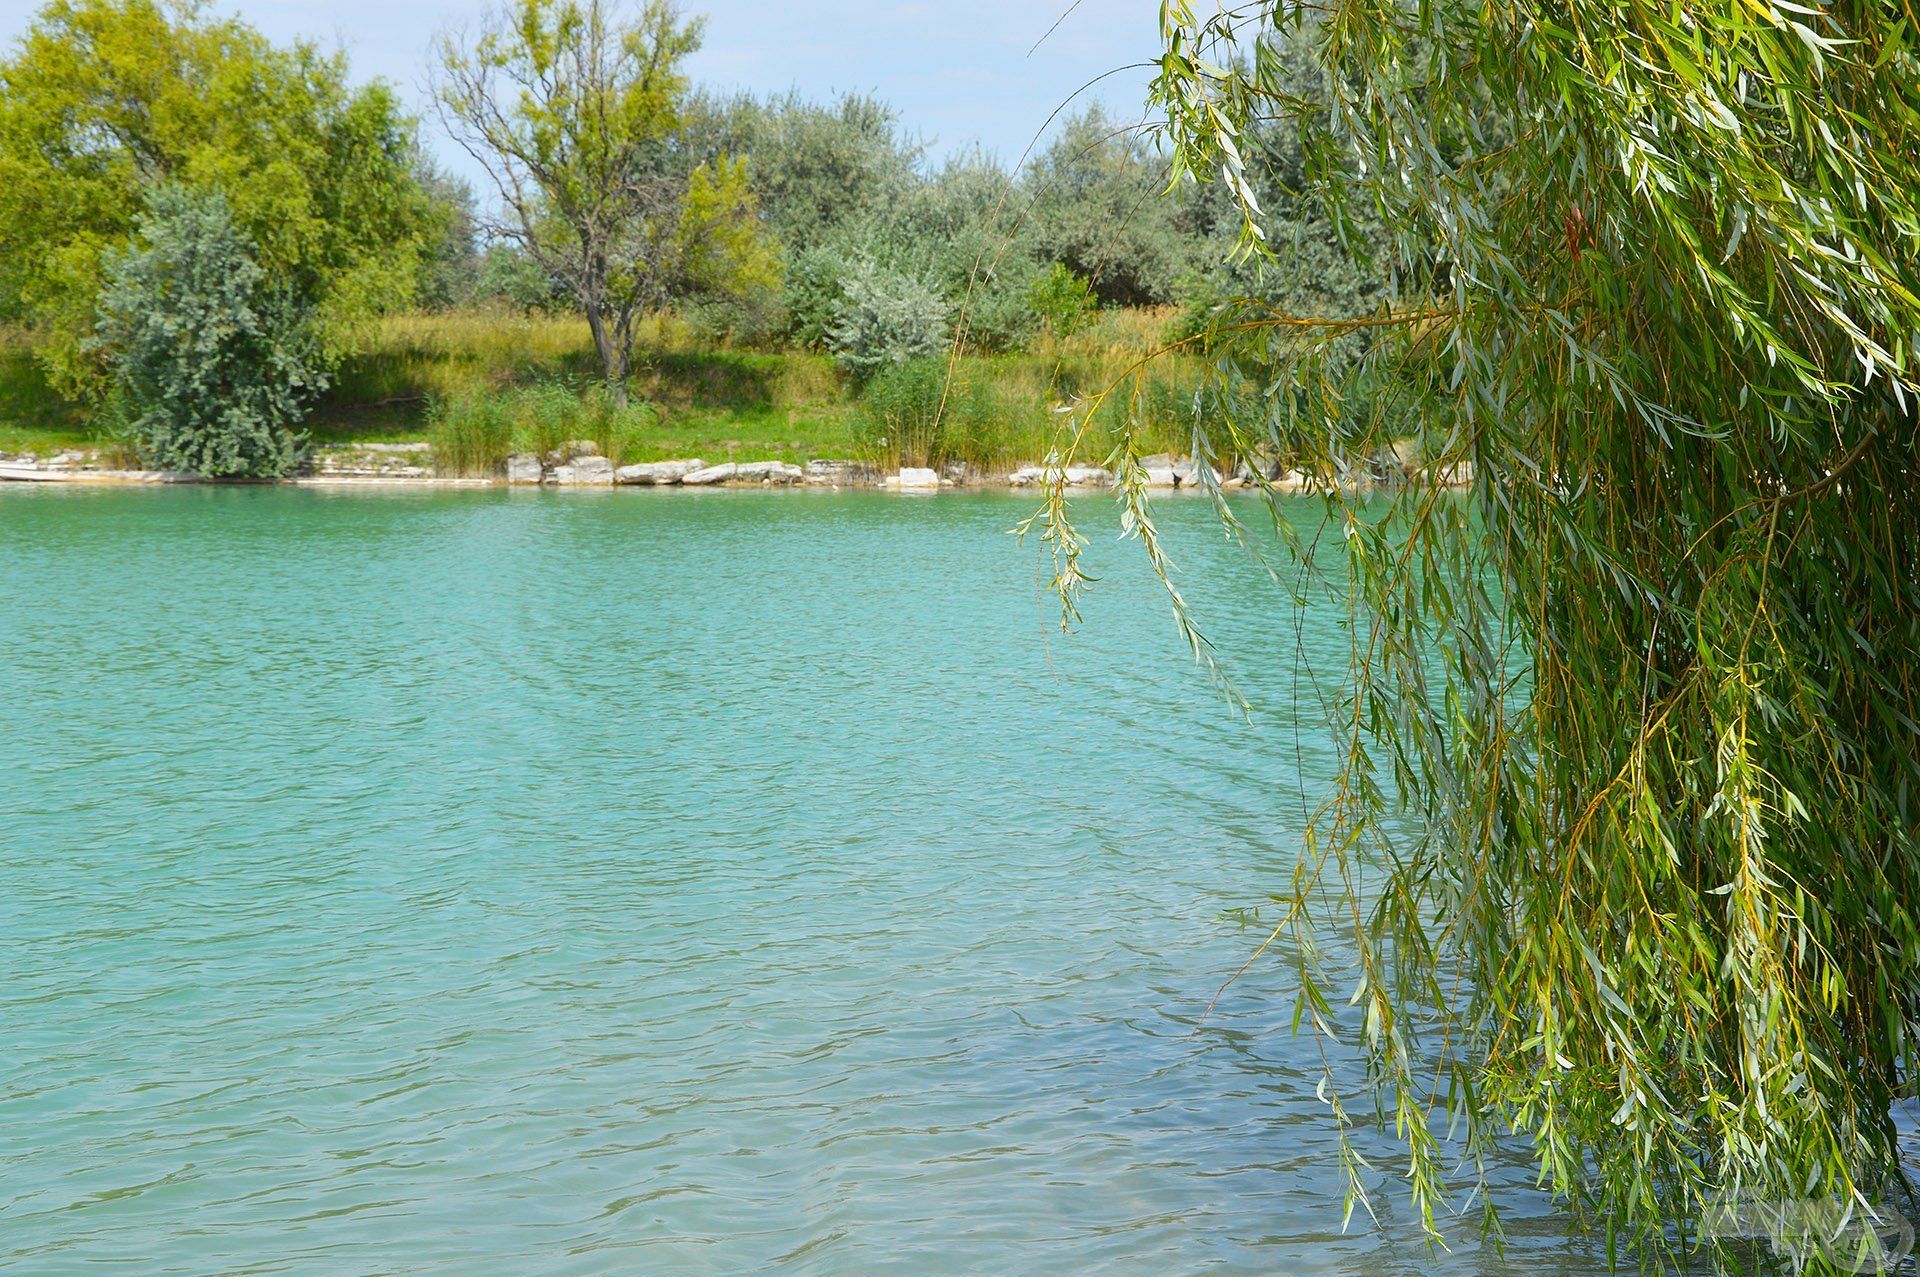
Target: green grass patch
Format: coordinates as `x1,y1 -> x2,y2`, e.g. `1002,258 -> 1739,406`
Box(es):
0,329 -> 96,456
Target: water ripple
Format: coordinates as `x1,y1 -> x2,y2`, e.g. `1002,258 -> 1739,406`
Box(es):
0,486 -> 1605,1275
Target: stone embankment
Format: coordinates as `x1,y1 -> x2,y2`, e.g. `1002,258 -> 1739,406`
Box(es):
1,440 -> 1474,491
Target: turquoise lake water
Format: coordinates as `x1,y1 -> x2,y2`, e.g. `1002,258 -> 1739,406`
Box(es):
0,486 -> 1607,1275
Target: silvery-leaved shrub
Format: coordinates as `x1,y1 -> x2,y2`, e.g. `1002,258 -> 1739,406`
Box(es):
826,260 -> 948,379
94,185 -> 325,477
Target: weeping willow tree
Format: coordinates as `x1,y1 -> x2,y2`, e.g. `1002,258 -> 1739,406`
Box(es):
1045,0 -> 1920,1266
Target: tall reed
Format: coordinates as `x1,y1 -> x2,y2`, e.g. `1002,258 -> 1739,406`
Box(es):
426,380 -> 658,475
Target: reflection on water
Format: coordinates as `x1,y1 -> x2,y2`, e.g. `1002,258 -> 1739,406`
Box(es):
0,486 -> 1604,1274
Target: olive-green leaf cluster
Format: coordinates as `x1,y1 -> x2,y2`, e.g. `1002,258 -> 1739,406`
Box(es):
0,0 -> 439,398
678,93 -> 1229,351
1120,0 -> 1920,1266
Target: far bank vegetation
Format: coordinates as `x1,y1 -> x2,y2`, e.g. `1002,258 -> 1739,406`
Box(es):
0,0 -> 1389,478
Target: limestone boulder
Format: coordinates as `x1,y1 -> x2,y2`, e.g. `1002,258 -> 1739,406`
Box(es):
1139,454 -> 1178,487
506,453 -> 544,485
1171,459 -> 1219,488
542,439 -> 601,466
737,461 -> 804,485
552,455 -> 614,485
681,462 -> 738,486
615,458 -> 704,485
805,459 -> 876,485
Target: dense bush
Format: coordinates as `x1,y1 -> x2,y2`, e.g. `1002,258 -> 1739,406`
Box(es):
472,244 -> 564,313
1028,263 -> 1098,339
686,94 -> 1225,355
827,262 -> 949,379
779,241 -> 860,348
1023,107 -> 1203,307
953,277 -> 1038,353
94,187 -> 324,477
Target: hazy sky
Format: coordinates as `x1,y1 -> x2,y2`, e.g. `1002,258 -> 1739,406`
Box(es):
0,0 -> 1161,186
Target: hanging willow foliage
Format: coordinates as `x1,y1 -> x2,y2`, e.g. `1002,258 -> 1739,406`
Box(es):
1043,0 -> 1920,1267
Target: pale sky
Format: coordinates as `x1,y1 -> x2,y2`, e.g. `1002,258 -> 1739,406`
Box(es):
0,0 -> 1162,183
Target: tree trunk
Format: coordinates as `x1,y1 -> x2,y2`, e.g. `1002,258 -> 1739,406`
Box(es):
583,303 -> 628,407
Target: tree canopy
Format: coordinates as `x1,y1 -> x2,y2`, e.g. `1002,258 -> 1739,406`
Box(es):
1098,0 -> 1920,1266
0,0 -> 438,396
434,0 -> 779,398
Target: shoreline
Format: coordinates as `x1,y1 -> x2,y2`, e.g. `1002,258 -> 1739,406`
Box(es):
0,444 -> 1471,494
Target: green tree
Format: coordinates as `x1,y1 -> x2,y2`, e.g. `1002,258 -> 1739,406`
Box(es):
1023,106 -> 1200,308
95,186 -> 323,477
415,163 -> 483,311
1090,0 -> 1920,1266
434,0 -> 777,401
473,243 -> 563,313
678,89 -> 928,345
662,157 -> 783,341
683,90 -> 921,247
1027,263 -> 1096,340
0,0 -> 436,397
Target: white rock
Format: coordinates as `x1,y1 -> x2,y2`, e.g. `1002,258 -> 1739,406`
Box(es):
543,439 -> 601,465
552,455 -> 614,485
1008,466 -> 1047,487
615,458 -> 704,485
506,453 -> 544,485
1140,462 -> 1178,487
681,462 -> 738,486
736,460 -> 803,484
1064,465 -> 1113,488
1171,459 -> 1219,488
805,459 -> 875,485
891,467 -> 940,489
